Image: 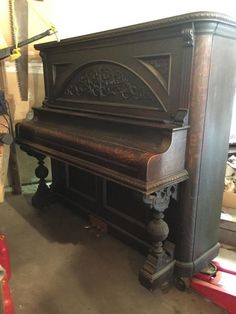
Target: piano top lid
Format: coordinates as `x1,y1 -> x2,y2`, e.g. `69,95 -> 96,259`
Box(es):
35,11 -> 236,51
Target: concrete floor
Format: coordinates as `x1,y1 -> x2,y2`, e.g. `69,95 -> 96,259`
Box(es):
0,190 -> 229,314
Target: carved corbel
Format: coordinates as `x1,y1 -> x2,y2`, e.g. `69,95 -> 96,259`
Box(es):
181,27 -> 195,47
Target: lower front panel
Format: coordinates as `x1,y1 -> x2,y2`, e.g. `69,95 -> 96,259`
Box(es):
50,158 -> 220,277
51,159 -> 180,253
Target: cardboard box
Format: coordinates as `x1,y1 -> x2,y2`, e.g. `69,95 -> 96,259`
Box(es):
223,191 -> 236,208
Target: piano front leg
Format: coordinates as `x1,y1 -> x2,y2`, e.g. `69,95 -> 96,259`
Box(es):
31,153 -> 54,209
19,146 -> 54,209
139,186 -> 175,290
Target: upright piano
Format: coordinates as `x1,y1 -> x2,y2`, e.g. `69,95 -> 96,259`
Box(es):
16,12 -> 236,289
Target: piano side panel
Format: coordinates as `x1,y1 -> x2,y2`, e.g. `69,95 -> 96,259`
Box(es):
176,33 -> 214,271
176,33 -> 236,276
192,35 -> 236,259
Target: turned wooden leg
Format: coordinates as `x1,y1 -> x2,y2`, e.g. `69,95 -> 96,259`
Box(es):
139,185 -> 175,290
19,145 -> 57,209
31,153 -> 52,209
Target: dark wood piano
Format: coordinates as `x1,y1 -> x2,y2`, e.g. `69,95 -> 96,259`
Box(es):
16,12 -> 236,289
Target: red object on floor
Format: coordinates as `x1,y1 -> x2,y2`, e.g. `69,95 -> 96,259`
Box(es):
212,260 -> 236,276
0,233 -> 11,280
2,276 -> 15,314
0,233 -> 14,314
191,261 -> 236,314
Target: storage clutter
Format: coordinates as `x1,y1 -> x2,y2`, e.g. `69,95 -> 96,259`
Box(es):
223,155 -> 236,208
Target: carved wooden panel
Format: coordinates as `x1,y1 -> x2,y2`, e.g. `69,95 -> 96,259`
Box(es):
52,63 -> 71,88
68,166 -> 97,201
60,62 -> 165,110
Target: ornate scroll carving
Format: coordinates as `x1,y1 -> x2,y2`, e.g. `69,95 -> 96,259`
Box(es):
139,186 -> 176,290
182,27 -> 195,47
62,62 -> 164,109
138,55 -> 171,92
143,186 -> 174,211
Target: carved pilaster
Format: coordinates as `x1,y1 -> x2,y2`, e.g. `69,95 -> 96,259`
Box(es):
139,186 -> 175,290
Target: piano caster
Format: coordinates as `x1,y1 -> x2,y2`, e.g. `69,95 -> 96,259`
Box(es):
139,186 -> 176,290
173,276 -> 186,291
